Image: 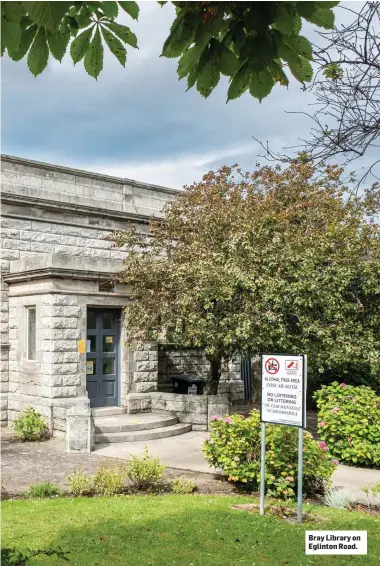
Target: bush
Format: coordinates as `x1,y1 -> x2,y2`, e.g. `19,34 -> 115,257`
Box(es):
314,382 -> 380,467
203,410 -> 335,499
93,463 -> 125,496
13,407 -> 48,441
26,482 -> 60,499
125,447 -> 166,490
171,477 -> 197,494
66,468 -> 94,496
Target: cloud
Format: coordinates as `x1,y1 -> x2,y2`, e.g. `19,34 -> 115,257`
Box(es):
2,2 -> 375,189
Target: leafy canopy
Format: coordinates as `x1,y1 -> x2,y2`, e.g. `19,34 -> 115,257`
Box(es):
113,161 -> 380,378
2,1 -> 338,99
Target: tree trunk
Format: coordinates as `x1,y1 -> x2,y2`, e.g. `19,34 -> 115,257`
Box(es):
205,356 -> 222,395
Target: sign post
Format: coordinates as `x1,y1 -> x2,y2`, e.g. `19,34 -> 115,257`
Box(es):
260,354 -> 307,523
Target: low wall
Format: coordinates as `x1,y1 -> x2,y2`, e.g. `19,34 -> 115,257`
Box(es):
127,392 -> 229,431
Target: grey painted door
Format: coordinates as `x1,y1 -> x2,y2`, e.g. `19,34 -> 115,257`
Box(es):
86,309 -> 120,408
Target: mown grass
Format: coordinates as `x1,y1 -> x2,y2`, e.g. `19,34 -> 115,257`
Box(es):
2,495 -> 379,565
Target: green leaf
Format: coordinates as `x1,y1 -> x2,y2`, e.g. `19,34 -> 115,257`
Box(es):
7,24 -> 37,61
273,3 -> 296,35
177,45 -> 201,79
284,35 -> 313,61
196,60 -> 220,98
267,60 -> 289,87
162,12 -> 198,58
309,8 -> 335,29
218,46 -> 239,77
186,68 -> 198,91
100,2 -> 118,19
249,68 -> 275,102
47,28 -> 70,61
75,13 -> 93,29
227,62 -> 250,102
84,26 -> 103,78
118,1 -> 139,20
101,27 -> 126,66
1,18 -> 21,52
289,55 -> 313,83
25,2 -> 70,31
70,26 -> 94,64
278,41 -> 302,67
296,2 -> 335,30
104,22 -> 137,48
2,1 -> 24,23
27,27 -> 49,76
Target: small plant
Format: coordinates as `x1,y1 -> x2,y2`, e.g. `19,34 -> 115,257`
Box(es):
125,447 -> 166,490
13,407 -> 49,441
93,463 -> 125,496
66,468 -> 94,496
324,488 -> 353,509
171,477 -> 198,494
314,382 -> 380,467
362,481 -> 380,512
26,482 -> 60,499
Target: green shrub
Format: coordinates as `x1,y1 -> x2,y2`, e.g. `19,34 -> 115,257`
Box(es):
125,447 -> 166,490
171,477 -> 197,494
66,468 -> 94,496
13,407 -> 48,441
93,463 -> 125,496
314,382 -> 380,467
203,410 -> 335,499
26,482 -> 60,499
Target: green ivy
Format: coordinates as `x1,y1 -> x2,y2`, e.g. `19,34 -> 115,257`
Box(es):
203,410 -> 335,499
314,382 -> 380,467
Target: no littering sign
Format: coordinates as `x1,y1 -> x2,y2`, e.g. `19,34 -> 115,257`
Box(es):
261,354 -> 306,428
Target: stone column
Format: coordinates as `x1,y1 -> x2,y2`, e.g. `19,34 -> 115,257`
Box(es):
129,342 -> 158,394
66,405 -> 94,453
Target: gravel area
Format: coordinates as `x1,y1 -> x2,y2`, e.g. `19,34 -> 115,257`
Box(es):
1,430 -> 237,497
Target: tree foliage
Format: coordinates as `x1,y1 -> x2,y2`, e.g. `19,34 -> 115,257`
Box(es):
2,1 -> 338,100
113,161 -> 380,393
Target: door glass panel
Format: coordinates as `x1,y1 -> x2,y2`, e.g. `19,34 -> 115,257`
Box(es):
87,311 -> 96,329
102,311 -> 115,330
103,335 -> 115,353
86,359 -> 96,375
103,358 -> 115,375
87,335 -> 96,353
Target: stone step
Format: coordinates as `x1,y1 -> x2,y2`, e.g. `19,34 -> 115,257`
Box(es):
94,413 -> 179,433
92,407 -> 127,417
95,422 -> 192,443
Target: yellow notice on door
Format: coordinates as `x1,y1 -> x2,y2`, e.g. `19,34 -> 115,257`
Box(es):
78,340 -> 86,353
105,336 -> 113,344
86,361 -> 94,375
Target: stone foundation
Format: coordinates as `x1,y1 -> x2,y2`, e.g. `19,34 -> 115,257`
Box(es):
128,391 -> 229,431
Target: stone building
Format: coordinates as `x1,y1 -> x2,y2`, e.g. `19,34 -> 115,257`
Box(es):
1,155 -> 244,449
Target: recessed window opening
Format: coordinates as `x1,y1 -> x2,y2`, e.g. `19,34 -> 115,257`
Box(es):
26,306 -> 36,360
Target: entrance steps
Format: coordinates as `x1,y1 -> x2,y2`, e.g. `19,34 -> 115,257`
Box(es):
93,411 -> 191,444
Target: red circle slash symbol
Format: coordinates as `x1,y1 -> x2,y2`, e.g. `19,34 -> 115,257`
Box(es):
265,358 -> 280,374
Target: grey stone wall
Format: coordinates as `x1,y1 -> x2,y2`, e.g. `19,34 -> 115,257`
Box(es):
157,345 -> 244,402
1,155 -> 178,427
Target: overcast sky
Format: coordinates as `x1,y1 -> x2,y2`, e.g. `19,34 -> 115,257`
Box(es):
1,1 -> 371,189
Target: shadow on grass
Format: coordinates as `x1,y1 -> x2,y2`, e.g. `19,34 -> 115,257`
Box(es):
1,547 -> 69,565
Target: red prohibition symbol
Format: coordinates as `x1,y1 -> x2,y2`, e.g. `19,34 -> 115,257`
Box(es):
265,358 -> 280,374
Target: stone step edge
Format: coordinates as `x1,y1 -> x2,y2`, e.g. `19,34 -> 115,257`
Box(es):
94,415 -> 179,433
92,407 -> 128,417
95,423 -> 192,443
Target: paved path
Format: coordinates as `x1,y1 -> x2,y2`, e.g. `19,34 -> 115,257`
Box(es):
95,431 -> 380,504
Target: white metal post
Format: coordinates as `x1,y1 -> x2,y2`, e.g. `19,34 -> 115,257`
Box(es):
260,422 -> 266,515
297,426 -> 303,524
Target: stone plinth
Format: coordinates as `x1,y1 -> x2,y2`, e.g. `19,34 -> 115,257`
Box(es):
66,405 -> 94,453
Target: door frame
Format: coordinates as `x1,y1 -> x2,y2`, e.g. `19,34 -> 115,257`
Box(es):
86,307 -> 121,408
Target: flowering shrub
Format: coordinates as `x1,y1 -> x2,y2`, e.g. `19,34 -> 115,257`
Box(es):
203,410 -> 335,499
314,382 -> 380,467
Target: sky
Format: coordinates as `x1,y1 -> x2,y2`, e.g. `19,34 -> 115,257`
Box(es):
1,1 -> 372,190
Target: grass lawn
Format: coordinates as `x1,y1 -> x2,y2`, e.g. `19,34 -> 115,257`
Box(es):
2,495 -> 379,565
